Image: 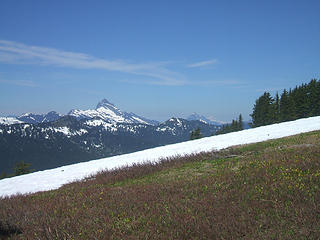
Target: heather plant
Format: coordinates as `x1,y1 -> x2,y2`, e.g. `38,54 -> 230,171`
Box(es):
0,131 -> 319,239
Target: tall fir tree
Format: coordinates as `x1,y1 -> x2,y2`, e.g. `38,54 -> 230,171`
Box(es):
190,128 -> 203,140
274,92 -> 280,122
0,171 -> 7,180
280,89 -> 296,121
250,92 -> 275,127
216,114 -> 244,135
238,114 -> 243,130
308,79 -> 320,116
13,161 -> 32,176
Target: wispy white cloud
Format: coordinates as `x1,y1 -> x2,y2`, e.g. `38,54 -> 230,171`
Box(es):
185,79 -> 245,87
187,59 -> 218,68
0,40 -> 186,86
0,78 -> 37,87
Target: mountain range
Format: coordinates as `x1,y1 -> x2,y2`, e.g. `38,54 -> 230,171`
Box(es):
0,111 -> 62,125
1,99 -> 224,127
18,111 -> 63,124
0,99 -> 221,174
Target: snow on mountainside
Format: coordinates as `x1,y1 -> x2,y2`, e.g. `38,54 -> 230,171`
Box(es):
1,99 -> 158,126
69,99 -> 157,125
155,117 -> 219,136
0,113 -> 218,174
0,112 -> 63,125
1,116 -> 320,197
18,111 -> 63,124
41,111 -> 63,123
187,113 -> 225,125
0,117 -> 24,125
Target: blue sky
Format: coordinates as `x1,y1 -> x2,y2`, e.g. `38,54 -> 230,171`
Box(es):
0,0 -> 319,122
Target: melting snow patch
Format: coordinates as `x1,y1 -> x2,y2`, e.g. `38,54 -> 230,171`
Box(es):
53,127 -> 71,135
0,117 -> 24,125
86,119 -> 118,132
76,129 -> 88,135
1,116 -> 320,197
132,116 -> 148,124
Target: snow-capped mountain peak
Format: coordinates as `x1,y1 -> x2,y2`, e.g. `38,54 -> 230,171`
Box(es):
168,117 -> 183,123
0,111 -> 63,125
18,111 -> 62,124
18,112 -> 39,122
19,112 -> 32,118
187,113 -> 224,125
41,111 -> 63,123
69,99 -> 157,125
96,99 -> 115,109
95,99 -> 125,122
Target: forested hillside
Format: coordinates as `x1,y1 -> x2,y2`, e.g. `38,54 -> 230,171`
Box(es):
251,79 -> 320,127
0,117 -> 219,175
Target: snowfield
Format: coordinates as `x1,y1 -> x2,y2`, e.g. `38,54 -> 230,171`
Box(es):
0,117 -> 24,125
1,116 -> 320,198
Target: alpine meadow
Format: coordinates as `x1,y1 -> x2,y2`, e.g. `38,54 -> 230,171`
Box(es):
0,1 -> 320,239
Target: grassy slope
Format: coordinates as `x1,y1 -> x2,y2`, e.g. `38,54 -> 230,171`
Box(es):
0,131 -> 320,239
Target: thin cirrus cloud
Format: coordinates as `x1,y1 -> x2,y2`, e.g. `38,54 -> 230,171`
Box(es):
0,40 -> 186,86
187,59 -> 218,68
0,78 -> 37,87
193,79 -> 243,86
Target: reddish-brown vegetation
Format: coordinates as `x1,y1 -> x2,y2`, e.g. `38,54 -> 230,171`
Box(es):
0,131 -> 319,239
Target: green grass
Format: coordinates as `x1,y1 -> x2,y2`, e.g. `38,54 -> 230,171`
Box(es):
1,131 -> 320,239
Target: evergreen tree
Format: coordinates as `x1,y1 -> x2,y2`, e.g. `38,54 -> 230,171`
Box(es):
308,79 -> 320,116
279,89 -> 296,121
216,114 -> 244,135
238,114 -> 243,130
231,120 -> 237,131
274,92 -> 280,122
190,130 -> 194,140
250,92 -> 275,127
251,79 -> 320,126
190,128 -> 203,140
0,171 -> 7,180
13,161 -> 32,176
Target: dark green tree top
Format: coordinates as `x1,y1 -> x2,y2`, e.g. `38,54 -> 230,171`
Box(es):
190,127 -> 203,140
13,161 -> 32,176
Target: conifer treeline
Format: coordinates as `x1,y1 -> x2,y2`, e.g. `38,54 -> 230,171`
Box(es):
216,114 -> 243,135
251,79 -> 320,127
